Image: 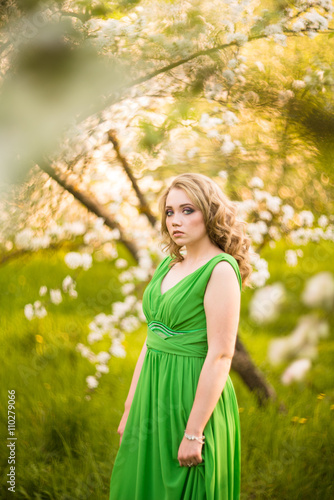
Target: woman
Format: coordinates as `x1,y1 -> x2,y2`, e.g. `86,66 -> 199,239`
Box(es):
109,172 -> 252,499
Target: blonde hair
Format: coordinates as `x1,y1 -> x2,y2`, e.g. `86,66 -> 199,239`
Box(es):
158,173 -> 253,290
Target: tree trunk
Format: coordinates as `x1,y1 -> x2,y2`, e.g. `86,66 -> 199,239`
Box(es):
232,335 -> 278,406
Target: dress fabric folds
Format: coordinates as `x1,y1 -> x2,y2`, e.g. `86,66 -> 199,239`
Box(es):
109,253 -> 242,500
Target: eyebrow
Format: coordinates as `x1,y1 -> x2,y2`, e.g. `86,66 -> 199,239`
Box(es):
165,203 -> 195,209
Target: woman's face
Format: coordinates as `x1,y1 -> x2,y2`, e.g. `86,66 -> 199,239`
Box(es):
164,188 -> 207,246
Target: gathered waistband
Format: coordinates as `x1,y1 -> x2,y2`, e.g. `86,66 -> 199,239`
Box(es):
146,320 -> 208,358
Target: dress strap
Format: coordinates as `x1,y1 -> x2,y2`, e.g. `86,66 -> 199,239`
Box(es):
204,253 -> 242,292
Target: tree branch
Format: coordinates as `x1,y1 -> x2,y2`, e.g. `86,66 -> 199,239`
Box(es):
38,160 -> 140,262
107,129 -> 158,228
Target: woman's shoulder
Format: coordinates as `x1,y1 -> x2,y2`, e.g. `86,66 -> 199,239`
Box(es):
212,253 -> 242,291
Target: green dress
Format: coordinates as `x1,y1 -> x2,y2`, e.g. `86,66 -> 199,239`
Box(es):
109,253 -> 242,500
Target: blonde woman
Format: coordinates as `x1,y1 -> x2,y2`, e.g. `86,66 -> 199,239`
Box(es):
109,172 -> 252,499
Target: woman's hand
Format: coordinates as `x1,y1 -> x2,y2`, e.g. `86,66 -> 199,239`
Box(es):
177,435 -> 203,467
117,408 -> 130,446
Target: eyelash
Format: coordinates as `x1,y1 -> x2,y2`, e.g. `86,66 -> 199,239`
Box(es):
165,208 -> 194,216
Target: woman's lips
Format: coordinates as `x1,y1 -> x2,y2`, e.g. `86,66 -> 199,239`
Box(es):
173,232 -> 184,236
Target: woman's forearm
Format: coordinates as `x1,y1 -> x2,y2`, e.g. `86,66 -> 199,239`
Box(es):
185,352 -> 233,435
124,339 -> 147,411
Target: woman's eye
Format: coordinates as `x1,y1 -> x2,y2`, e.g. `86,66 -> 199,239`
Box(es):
165,208 -> 194,216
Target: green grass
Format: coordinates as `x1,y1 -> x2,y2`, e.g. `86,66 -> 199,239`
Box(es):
0,241 -> 333,499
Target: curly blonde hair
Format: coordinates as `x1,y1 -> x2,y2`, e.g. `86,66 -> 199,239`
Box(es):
158,173 -> 253,290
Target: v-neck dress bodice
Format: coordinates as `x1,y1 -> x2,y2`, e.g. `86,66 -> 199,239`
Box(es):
109,252 -> 242,500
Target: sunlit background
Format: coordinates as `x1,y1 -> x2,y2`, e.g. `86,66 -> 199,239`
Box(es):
0,0 -> 333,498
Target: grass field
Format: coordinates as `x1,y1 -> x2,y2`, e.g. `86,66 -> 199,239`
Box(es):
0,240 -> 333,499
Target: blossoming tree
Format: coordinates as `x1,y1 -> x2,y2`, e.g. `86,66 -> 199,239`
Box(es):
1,0 -> 333,402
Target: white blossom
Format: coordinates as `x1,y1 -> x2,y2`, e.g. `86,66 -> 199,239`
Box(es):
228,58 -> 237,68
220,134 -> 236,155
281,204 -> 295,224
259,210 -> 272,221
76,343 -> 95,359
292,79 -> 306,89
65,252 -> 83,269
222,110 -> 239,126
291,19 -> 305,32
115,258 -> 128,269
281,359 -> 312,385
304,11 -> 328,30
206,129 -> 221,139
249,282 -> 286,323
39,286 -> 48,296
199,113 -> 223,128
222,69 -> 235,85
96,364 -> 109,373
247,221 -> 268,244
50,289 -> 62,305
15,228 -> 34,249
62,275 -> 74,292
87,331 -> 104,344
218,170 -> 228,180
253,188 -> 268,202
112,301 -> 131,319
301,272 -> 334,309
299,210 -> 314,226
81,253 -> 93,270
121,283 -> 136,294
121,315 -> 141,332
63,221 -> 86,236
30,235 -> 51,250
264,23 -> 283,35
33,301 -> 47,318
273,34 -> 287,46
96,351 -> 111,364
110,341 -> 126,358
119,270 -> 134,282
187,147 -> 199,159
268,314 -> 329,365
64,252 -> 92,270
307,30 -> 317,39
285,249 -> 298,267
266,194 -> 282,213
249,176 -> 264,189
255,61 -> 265,72
24,304 -> 34,320
226,32 -> 248,46
268,225 -> 281,241
318,215 -> 328,227
86,375 -> 99,389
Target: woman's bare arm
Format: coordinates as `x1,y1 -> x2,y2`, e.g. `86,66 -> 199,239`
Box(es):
124,338 -> 148,411
184,261 -> 241,436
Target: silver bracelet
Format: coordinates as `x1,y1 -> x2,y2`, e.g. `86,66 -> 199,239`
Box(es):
184,430 -> 205,444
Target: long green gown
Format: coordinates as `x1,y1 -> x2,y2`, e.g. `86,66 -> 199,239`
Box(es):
109,253 -> 242,500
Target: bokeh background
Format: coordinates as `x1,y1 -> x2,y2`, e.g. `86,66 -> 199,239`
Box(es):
0,0 -> 333,498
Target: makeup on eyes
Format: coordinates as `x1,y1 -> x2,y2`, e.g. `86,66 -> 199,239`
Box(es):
165,207 -> 194,216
